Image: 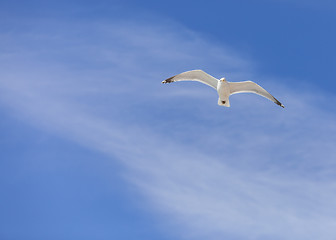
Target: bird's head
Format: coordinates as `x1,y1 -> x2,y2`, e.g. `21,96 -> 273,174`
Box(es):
220,77 -> 226,82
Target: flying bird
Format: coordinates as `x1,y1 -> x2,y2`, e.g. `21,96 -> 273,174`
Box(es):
162,70 -> 284,108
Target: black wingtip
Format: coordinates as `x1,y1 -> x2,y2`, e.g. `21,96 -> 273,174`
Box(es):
274,97 -> 285,108
162,75 -> 175,84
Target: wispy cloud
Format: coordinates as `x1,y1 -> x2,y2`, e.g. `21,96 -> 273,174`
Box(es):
1,16 -> 336,240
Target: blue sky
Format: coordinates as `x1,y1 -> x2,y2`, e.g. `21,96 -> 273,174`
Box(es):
1,0 -> 336,239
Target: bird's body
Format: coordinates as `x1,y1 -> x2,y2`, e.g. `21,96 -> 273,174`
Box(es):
162,70 -> 284,108
217,79 -> 231,107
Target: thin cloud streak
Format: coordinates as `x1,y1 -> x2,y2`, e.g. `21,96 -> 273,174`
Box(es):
1,18 -> 336,240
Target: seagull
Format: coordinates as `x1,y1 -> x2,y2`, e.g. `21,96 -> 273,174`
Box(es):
162,70 -> 284,108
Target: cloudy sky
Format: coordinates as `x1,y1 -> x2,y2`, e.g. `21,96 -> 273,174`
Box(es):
1,0 -> 336,239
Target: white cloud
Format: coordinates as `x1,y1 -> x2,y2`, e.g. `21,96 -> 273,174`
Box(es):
0,17 -> 336,240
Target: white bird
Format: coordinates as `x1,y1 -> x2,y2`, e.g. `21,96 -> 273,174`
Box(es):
162,70 -> 284,108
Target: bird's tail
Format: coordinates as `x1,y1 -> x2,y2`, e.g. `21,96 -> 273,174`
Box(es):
218,98 -> 230,107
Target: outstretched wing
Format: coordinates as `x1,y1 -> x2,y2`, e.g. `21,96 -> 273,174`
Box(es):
229,81 -> 285,108
162,70 -> 218,90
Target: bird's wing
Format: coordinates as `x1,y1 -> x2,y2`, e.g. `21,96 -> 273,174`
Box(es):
228,81 -> 284,108
162,70 -> 218,89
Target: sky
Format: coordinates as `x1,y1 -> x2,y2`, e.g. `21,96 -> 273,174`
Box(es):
1,0 -> 336,239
